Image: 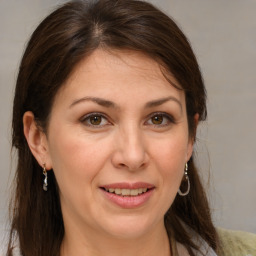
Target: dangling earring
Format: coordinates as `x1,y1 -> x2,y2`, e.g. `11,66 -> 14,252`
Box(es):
178,163 -> 190,196
43,165 -> 48,191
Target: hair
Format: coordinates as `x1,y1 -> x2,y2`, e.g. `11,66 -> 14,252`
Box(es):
8,0 -> 218,255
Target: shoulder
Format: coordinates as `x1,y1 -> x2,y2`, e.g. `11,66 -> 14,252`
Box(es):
217,228 -> 256,256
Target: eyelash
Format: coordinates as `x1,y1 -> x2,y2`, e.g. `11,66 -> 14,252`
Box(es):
80,112 -> 175,128
80,112 -> 111,128
145,112 -> 175,127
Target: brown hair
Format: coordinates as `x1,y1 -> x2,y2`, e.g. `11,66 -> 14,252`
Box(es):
8,0 -> 218,255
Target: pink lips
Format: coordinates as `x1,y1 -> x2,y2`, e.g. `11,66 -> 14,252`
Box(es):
103,182 -> 154,190
100,182 -> 155,209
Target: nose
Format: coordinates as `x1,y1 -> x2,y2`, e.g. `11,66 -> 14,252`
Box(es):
111,127 -> 149,171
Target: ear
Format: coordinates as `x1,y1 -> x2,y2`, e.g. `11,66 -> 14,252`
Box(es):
23,111 -> 52,170
186,113 -> 199,162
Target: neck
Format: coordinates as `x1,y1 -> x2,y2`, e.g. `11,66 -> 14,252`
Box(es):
61,221 -> 171,256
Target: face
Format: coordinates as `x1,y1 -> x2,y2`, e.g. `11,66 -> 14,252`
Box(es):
33,50 -> 194,240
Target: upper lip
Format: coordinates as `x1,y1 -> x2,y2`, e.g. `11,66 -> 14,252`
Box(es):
101,182 -> 155,189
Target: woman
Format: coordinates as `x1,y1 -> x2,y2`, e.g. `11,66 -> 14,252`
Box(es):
6,0 -> 256,256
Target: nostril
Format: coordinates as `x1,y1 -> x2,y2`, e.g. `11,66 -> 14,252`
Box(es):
111,147 -> 149,171
118,163 -> 127,168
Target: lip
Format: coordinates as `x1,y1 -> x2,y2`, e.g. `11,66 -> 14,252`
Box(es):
100,182 -> 155,209
102,182 -> 155,190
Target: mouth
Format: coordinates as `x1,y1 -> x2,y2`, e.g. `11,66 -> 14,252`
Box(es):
101,187 -> 151,197
100,183 -> 155,208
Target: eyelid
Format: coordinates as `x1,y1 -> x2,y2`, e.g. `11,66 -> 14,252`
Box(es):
79,111 -> 175,128
145,112 -> 176,126
80,112 -> 111,127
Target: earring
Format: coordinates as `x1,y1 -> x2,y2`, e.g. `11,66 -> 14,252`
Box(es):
178,163 -> 190,196
43,165 -> 48,191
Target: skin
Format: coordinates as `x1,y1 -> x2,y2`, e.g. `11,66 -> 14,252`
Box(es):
23,49 -> 197,256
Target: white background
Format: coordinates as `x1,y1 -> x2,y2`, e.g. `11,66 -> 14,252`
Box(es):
1,0 -> 255,245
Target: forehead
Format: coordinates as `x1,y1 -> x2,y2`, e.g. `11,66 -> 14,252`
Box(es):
54,49 -> 185,107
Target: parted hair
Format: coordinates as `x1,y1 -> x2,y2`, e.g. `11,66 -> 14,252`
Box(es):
8,0 -> 218,255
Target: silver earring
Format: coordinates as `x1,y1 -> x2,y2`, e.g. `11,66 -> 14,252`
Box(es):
43,165 -> 48,191
178,163 -> 190,196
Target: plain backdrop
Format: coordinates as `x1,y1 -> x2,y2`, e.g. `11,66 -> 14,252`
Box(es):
1,0 -> 256,244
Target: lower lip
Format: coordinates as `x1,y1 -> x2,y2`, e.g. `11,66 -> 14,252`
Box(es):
101,189 -> 154,209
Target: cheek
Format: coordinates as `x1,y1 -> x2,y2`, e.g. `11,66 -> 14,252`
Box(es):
146,138 -> 187,217
150,135 -> 188,190
47,130 -> 111,192
153,135 -> 188,169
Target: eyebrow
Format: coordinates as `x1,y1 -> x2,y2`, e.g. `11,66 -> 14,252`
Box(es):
69,96 -> 182,110
145,96 -> 182,110
69,97 -> 118,109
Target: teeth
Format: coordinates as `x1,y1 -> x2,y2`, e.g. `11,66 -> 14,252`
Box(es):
122,189 -> 130,196
105,188 -> 148,196
114,188 -> 121,195
130,189 -> 138,196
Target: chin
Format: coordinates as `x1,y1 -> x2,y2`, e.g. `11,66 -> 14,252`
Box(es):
100,215 -> 161,240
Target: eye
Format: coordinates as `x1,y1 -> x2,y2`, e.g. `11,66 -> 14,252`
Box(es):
80,113 -> 110,127
151,115 -> 164,125
146,113 -> 174,127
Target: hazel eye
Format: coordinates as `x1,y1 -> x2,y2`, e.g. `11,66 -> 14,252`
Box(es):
81,113 -> 109,127
146,113 -> 174,127
151,115 -> 164,125
89,115 -> 103,125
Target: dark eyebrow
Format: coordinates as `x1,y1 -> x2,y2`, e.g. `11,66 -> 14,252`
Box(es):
70,96 -> 182,111
69,97 -> 118,109
145,96 -> 182,110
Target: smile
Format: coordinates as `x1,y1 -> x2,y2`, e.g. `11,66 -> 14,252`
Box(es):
104,188 -> 148,196
100,182 -> 155,208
